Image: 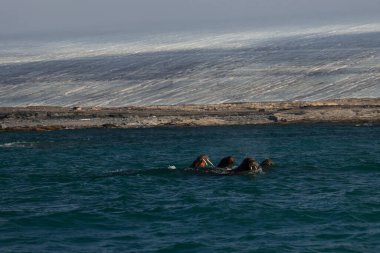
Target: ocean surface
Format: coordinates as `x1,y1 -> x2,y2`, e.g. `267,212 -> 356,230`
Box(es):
1,124 -> 379,252
1,24 -> 380,106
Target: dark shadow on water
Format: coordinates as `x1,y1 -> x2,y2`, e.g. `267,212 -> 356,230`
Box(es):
90,166 -> 273,180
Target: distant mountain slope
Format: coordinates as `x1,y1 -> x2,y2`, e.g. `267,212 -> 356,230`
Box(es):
1,25 -> 379,106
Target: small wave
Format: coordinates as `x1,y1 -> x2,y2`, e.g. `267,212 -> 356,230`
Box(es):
101,169 -> 133,176
184,167 -> 263,176
0,142 -> 37,148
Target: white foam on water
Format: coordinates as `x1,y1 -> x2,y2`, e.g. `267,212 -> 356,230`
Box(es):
0,142 -> 37,148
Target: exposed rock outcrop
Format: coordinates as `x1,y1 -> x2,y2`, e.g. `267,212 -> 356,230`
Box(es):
0,98 -> 379,131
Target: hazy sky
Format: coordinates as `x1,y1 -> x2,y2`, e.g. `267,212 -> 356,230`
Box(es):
1,0 -> 379,37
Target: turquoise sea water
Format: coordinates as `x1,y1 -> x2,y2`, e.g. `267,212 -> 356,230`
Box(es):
1,124 -> 379,252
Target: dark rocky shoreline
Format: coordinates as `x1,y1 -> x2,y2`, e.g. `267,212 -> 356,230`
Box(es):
1,98 -> 379,131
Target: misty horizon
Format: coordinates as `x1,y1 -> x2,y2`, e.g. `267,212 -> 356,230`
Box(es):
1,0 -> 380,38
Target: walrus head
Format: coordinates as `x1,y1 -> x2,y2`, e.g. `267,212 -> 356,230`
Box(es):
260,159 -> 273,169
217,156 -> 235,168
235,157 -> 260,172
190,154 -> 210,168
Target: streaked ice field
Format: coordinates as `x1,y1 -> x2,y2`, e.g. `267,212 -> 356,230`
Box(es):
1,24 -> 380,106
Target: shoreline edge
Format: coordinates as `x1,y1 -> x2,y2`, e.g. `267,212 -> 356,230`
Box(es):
1,98 -> 379,131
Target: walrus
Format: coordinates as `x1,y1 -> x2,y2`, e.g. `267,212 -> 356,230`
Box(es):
233,157 -> 261,173
190,154 -> 213,169
260,159 -> 273,170
217,156 -> 235,169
